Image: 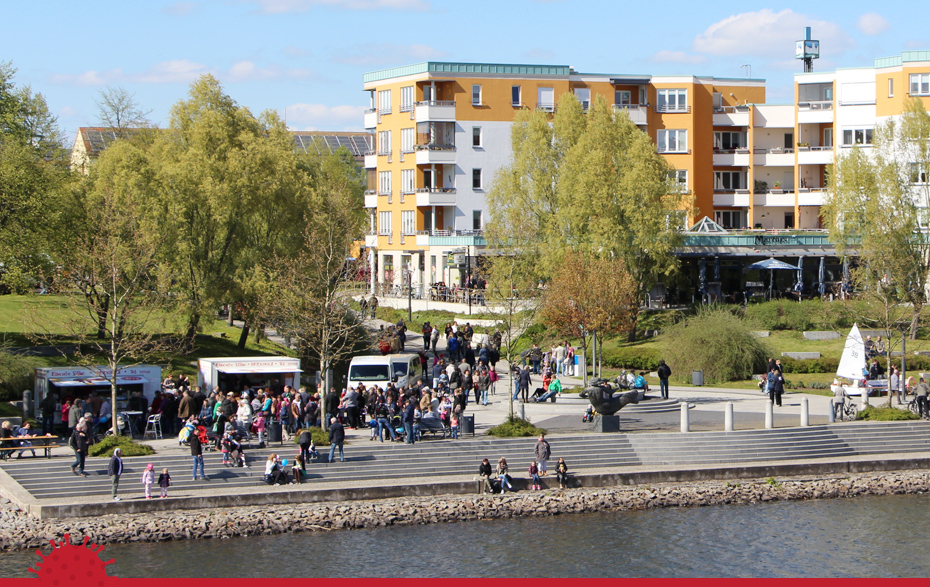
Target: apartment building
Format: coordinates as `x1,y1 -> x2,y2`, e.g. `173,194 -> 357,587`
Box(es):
362,62 -> 764,292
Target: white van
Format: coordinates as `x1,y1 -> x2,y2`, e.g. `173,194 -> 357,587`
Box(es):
346,354 -> 421,390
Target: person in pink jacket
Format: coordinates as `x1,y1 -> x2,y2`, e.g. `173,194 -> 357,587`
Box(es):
141,463 -> 155,499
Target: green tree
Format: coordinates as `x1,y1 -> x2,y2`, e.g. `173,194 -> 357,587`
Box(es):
486,94 -> 686,341
95,86 -> 152,136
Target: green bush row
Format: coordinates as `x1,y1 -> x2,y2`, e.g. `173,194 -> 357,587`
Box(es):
487,416 -> 547,438
601,347 -> 663,371
857,406 -> 920,421
88,435 -> 156,458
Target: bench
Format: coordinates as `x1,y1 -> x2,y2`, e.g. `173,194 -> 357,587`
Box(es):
0,442 -> 59,459
417,418 -> 449,439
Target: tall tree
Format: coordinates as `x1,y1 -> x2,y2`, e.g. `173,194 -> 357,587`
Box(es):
95,86 -> 152,135
486,94 -> 686,341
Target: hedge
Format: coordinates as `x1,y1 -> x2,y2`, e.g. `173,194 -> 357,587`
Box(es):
601,347 -> 662,371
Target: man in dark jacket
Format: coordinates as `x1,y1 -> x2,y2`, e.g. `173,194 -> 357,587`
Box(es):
327,417 -> 345,463
657,359 -> 672,400
324,388 -> 340,430
190,430 -> 205,480
402,398 -> 416,444
107,447 -> 123,501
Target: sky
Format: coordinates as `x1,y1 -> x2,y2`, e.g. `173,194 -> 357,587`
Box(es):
3,0 -> 927,143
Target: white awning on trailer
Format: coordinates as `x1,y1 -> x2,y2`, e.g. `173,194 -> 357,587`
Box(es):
49,376 -> 149,387
215,367 -> 303,375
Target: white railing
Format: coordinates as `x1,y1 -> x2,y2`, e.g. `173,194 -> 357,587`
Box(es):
415,100 -> 455,107
415,187 -> 457,194
655,105 -> 691,113
713,105 -> 751,113
414,144 -> 456,151
798,101 -> 833,110
536,103 -> 556,112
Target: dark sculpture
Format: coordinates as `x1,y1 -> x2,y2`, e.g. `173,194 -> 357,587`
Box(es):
579,378 -> 640,415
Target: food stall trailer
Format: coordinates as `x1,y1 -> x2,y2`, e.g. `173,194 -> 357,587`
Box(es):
197,357 -> 302,396
33,365 -> 162,419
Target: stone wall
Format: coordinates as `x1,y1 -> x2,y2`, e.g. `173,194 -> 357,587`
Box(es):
2,470 -> 929,552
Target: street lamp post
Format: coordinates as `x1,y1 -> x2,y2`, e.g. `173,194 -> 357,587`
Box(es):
406,265 -> 413,323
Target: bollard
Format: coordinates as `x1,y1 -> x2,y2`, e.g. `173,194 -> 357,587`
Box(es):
725,401 -> 734,432
765,400 -> 773,429
827,398 -> 835,423
519,402 -> 525,421
800,397 -> 809,427
680,402 -> 690,433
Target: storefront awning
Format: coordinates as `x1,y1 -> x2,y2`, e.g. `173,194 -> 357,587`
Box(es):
216,367 -> 303,375
50,376 -> 149,387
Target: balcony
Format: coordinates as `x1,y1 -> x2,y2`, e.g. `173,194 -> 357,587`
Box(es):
753,148 -> 795,167
753,192 -> 796,207
415,187 -> 457,206
712,105 -> 750,127
414,100 -> 456,122
655,105 -> 691,114
415,144 -> 456,165
364,108 -> 378,129
713,149 -> 751,167
798,190 -> 826,206
365,234 -> 378,247
364,151 -> 377,169
797,146 -> 834,165
713,191 -> 750,207
797,101 -> 834,124
364,191 -> 378,209
416,229 -> 486,247
612,104 -> 648,126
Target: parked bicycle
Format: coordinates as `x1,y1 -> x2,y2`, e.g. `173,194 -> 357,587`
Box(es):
836,399 -> 858,422
907,398 -> 930,420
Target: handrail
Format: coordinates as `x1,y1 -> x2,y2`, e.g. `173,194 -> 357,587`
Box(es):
415,100 -> 455,107
415,187 -> 457,193
414,144 -> 456,151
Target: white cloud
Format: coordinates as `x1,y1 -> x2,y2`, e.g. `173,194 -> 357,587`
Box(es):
282,103 -> 367,130
650,50 -> 707,65
334,43 -> 448,67
163,2 -> 197,16
49,60 -> 317,86
693,9 -> 854,59
246,0 -> 428,13
857,13 -> 890,36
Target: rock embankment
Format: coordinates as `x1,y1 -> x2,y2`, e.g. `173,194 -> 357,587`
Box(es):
2,470 -> 929,552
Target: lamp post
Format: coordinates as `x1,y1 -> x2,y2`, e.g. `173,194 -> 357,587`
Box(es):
406,265 -> 412,323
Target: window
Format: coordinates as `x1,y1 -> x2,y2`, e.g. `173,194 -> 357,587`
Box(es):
401,169 -> 415,194
377,89 -> 391,114
841,128 -> 874,146
823,128 -> 833,147
657,129 -> 688,153
537,87 -> 555,111
512,85 -> 522,107
378,211 -> 392,235
910,73 -> 930,96
714,132 -> 745,150
400,86 -> 414,112
378,171 -> 392,195
889,78 -> 894,98
615,90 -> 631,105
670,170 -> 688,191
472,84 -> 482,106
401,128 -> 415,153
472,168 -> 482,190
472,126 -> 482,147
472,210 -> 482,231
422,169 -> 433,189
377,130 -> 391,155
656,89 -> 688,112
911,163 -> 929,184
401,210 -> 416,235
714,171 -> 742,191
574,88 -> 590,110
714,210 -> 743,230
713,92 -> 723,111
639,87 -> 648,104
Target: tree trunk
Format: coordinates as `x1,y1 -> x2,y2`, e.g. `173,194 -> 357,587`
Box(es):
185,312 -> 200,341
96,296 -> 109,339
911,303 -> 922,340
238,323 -> 250,348
253,324 -> 264,344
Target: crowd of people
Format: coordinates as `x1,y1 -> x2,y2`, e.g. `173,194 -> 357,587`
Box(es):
476,434 -> 572,493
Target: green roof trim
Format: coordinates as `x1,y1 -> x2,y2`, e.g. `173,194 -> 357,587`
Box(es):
875,51 -> 930,69
364,62 -> 571,83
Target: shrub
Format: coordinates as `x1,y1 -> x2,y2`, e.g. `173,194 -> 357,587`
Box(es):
601,347 -> 662,371
293,426 -> 331,446
487,416 -> 546,438
779,357 -> 840,374
0,351 -> 38,402
88,435 -> 156,457
664,307 -> 771,384
857,406 -> 920,421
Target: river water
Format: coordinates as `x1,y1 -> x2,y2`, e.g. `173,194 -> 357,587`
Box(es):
3,493 -> 929,577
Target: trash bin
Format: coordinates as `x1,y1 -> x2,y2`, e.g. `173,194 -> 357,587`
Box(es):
692,370 -> 704,386
461,414 -> 475,436
267,421 -> 282,443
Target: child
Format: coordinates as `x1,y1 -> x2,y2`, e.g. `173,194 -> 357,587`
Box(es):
253,412 -> 266,447
308,440 -> 319,460
529,460 -> 541,490
142,463 -> 155,499
220,432 -> 231,466
582,405 -> 595,423
450,414 -> 459,439
292,454 -> 304,483
158,467 -> 171,498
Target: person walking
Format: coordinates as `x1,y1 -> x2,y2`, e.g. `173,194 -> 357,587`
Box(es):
107,447 -> 123,501
770,369 -> 784,407
534,433 -> 551,476
831,378 -> 846,420
518,365 -> 532,403
40,392 -> 57,436
657,359 -> 672,400
69,422 -> 89,476
190,428 -> 206,480
890,367 -> 904,406
915,377 -> 930,419
402,398 -> 416,444
327,417 -> 345,463
368,295 -> 378,319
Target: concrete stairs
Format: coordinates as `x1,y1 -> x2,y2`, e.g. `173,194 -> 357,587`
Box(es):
3,421 -> 930,501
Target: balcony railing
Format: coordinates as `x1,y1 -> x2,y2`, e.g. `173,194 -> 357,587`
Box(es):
655,105 -> 691,113
414,143 -> 456,151
536,103 -> 556,112
417,229 -> 484,237
613,103 -> 648,111
798,101 -> 833,110
415,100 -> 455,107
754,147 -> 795,154
364,189 -> 377,196
415,187 -> 457,194
713,105 -> 751,113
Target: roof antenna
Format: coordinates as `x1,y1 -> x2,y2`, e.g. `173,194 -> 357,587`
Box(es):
741,64 -> 751,78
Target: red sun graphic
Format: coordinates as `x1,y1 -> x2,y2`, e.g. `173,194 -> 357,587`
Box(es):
28,533 -> 116,587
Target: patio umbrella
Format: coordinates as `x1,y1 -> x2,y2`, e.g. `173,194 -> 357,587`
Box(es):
713,256 -> 720,282
842,258 -> 851,295
818,257 -> 826,298
743,258 -> 799,272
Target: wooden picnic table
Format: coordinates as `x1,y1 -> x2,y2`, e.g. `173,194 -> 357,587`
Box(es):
0,433 -> 60,459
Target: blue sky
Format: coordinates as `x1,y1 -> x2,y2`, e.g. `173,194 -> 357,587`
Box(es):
3,0 -> 925,142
